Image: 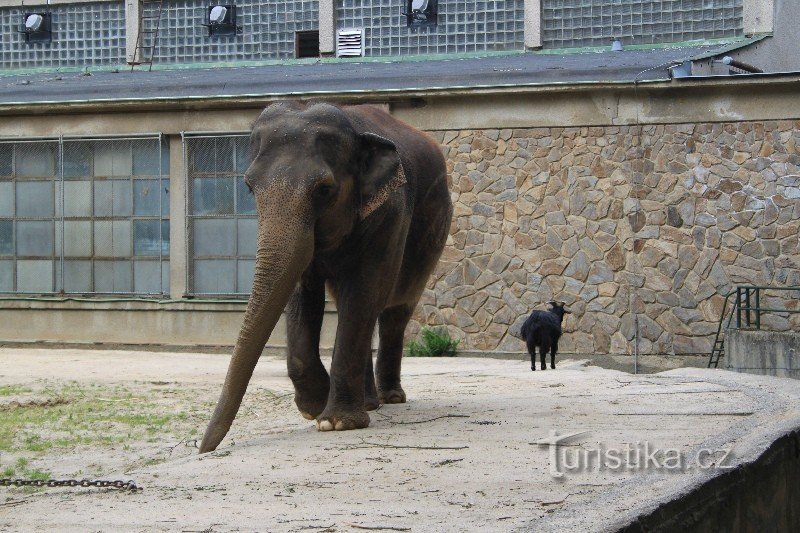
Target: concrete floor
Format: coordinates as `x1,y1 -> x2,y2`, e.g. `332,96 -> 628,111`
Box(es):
1,348 -> 799,531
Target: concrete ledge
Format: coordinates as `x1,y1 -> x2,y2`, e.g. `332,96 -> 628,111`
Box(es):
623,429 -> 800,532
726,329 -> 800,379
0,300 -> 339,347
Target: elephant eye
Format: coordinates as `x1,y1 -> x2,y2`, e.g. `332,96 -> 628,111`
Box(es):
313,183 -> 337,200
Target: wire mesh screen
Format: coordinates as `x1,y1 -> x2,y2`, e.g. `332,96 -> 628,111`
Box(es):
0,136 -> 169,296
0,140 -> 61,293
542,0 -> 743,49
184,134 -> 255,297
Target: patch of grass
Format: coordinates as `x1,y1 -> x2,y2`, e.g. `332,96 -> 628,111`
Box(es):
406,327 -> 460,357
0,382 -> 179,456
0,384 -> 32,397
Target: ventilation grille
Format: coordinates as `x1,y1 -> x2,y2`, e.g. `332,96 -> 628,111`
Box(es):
336,28 -> 364,57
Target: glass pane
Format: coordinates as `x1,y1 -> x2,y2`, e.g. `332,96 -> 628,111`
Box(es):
63,221 -> 92,257
193,219 -> 236,256
237,260 -> 255,293
234,137 -> 251,173
16,181 -> 54,218
0,220 -> 12,255
161,140 -> 170,176
0,183 -> 13,216
133,179 -> 161,216
63,180 -> 92,217
194,259 -> 235,294
132,140 -> 160,176
16,259 -> 53,293
134,260 -> 161,294
133,220 -> 162,256
94,260 -> 132,293
15,144 -> 56,178
190,138 -> 234,174
0,144 -> 12,177
236,176 -> 256,215
161,178 -> 170,216
161,220 -> 170,256
93,180 -> 133,217
94,220 -> 131,257
0,260 -> 12,292
162,260 -> 170,294
94,142 -> 132,177
192,177 -> 234,215
63,260 -> 92,293
16,221 -> 53,256
237,218 -> 257,256
63,142 -> 93,178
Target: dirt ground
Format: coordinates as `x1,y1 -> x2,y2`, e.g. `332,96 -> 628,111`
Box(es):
1,347 -> 800,532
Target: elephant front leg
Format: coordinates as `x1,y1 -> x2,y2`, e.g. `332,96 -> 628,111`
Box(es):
317,267 -> 395,431
286,275 -> 329,420
317,313 -> 375,431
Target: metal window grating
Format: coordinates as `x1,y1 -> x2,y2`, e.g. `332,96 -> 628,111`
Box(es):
336,0 -> 525,56
0,136 -> 170,296
542,0 -> 744,49
184,133 -> 255,297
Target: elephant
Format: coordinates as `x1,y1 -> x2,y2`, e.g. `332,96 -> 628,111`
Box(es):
199,101 -> 453,453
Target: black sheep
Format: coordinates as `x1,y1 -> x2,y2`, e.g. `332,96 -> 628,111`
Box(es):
519,301 -> 570,371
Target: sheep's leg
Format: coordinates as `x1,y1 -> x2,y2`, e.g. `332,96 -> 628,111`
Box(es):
526,340 -> 537,371
539,343 -> 548,370
550,344 -> 557,369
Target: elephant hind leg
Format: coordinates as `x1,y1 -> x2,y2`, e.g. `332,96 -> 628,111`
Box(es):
364,353 -> 380,411
376,304 -> 414,404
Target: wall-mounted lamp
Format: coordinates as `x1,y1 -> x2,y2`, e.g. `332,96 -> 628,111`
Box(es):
21,12 -> 52,43
202,5 -> 238,36
403,0 -> 437,29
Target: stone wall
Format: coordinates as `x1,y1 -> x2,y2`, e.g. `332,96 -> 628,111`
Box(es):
409,120 -> 800,355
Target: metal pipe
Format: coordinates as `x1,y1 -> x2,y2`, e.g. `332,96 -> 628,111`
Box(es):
721,56 -> 764,74
634,314 -> 639,375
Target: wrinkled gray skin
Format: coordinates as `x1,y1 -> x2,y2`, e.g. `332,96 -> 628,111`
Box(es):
200,102 -> 452,453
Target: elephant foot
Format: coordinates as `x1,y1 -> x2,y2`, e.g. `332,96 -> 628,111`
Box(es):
316,408 -> 370,431
364,377 -> 380,411
378,384 -> 406,404
294,387 -> 329,421
364,393 -> 381,412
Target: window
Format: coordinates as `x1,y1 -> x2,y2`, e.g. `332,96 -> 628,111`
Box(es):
296,31 -> 320,58
185,134 -> 254,296
0,136 -> 170,295
0,140 -> 59,293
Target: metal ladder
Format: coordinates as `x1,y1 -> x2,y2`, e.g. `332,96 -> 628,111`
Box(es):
128,0 -> 165,71
708,291 -> 740,368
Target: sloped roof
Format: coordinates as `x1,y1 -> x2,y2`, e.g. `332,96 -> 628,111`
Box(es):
0,40 -> 763,108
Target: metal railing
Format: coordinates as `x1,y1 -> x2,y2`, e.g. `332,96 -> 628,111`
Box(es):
708,285 -> 800,368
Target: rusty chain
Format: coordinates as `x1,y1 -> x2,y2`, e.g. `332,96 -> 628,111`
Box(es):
0,477 -> 142,492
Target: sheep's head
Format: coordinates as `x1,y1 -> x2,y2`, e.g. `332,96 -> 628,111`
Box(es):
547,300 -> 571,313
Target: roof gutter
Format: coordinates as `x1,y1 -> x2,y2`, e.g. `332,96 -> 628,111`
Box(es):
0,72 -> 799,116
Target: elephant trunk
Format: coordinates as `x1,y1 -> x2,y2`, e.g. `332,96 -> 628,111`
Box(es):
200,198 -> 314,453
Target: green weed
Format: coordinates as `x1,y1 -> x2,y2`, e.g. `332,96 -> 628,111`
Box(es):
406,327 -> 460,357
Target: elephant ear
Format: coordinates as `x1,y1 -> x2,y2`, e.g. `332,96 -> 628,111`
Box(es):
357,132 -> 407,219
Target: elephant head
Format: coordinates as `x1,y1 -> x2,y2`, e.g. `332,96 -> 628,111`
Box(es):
199,102 -> 406,453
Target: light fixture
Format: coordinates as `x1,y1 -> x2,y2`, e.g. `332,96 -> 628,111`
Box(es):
203,4 -> 238,36
21,12 -> 52,43
403,0 -> 437,29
